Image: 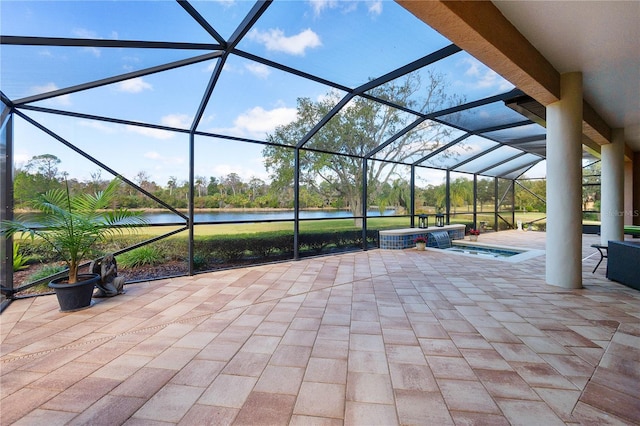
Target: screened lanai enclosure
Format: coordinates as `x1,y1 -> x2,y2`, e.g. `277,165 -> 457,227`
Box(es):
3,0 -> 585,305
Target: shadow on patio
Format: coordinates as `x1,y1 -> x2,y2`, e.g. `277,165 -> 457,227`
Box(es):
1,231 -> 639,425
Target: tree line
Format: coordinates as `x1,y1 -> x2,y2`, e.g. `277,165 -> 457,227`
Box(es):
13,153 -> 547,214
12,153 -> 410,211
13,74 -> 550,215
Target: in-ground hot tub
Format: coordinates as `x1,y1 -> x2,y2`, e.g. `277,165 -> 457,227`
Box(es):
439,241 -> 544,263
379,225 -> 465,249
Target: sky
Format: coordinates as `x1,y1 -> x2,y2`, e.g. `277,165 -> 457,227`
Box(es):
1,0 -> 546,188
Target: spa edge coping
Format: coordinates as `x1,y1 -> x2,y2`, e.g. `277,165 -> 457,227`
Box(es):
379,224 -> 466,235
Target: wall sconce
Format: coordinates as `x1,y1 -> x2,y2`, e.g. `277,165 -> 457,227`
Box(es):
435,214 -> 445,227
418,214 -> 429,229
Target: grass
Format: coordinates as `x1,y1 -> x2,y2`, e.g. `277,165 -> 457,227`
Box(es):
17,263 -> 67,293
10,213 -> 556,257
11,214 -> 541,242
10,214 -> 552,244
118,246 -> 165,268
12,242 -> 30,271
144,217 -> 412,238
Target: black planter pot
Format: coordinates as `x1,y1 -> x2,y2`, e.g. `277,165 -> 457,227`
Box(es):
49,273 -> 100,312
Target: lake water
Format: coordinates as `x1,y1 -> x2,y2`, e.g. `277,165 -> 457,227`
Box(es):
18,209 -> 396,226
147,209 -> 396,224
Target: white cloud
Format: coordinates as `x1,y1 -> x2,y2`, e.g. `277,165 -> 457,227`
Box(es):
72,28 -> 101,57
122,56 -> 141,72
482,71 -> 514,92
214,0 -> 235,7
464,58 -> 481,78
144,151 -> 185,165
31,82 -> 59,94
144,151 -> 161,160
368,1 -> 383,16
124,114 -> 190,139
79,120 -> 118,134
143,152 -> 186,177
245,62 -> 271,79
310,0 -> 377,16
161,114 -> 193,129
30,83 -> 71,105
316,89 -> 343,104
220,61 -> 271,79
462,57 -> 513,91
116,77 -> 152,93
210,163 -> 269,182
248,28 -> 321,56
207,61 -> 221,73
14,153 -> 31,168
229,106 -> 298,139
126,125 -> 174,140
211,106 -> 297,139
72,28 -> 98,38
309,0 -> 338,16
84,47 -> 101,57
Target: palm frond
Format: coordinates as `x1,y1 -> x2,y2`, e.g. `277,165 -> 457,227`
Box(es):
1,177 -> 146,283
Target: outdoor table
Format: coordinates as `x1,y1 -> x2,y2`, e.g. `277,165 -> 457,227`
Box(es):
590,244 -> 608,274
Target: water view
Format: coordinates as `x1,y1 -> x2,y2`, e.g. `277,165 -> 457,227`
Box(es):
18,209 -> 397,226
144,209 -> 397,224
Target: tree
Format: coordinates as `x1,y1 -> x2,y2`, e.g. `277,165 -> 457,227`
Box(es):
207,177 -> 220,195
87,169 -> 108,194
377,178 -> 410,214
195,175 -> 207,197
415,182 -> 445,213
134,170 -> 152,190
247,177 -> 267,202
222,173 -> 243,197
167,176 -> 177,196
449,177 -> 473,213
263,71 -> 461,225
582,161 -> 601,212
15,154 -> 64,198
476,178 -> 494,212
25,154 -> 61,181
13,168 -> 51,206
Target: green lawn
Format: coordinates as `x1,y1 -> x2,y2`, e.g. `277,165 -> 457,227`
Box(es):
135,216 -> 413,238
113,213 -> 550,238
11,213 -> 554,242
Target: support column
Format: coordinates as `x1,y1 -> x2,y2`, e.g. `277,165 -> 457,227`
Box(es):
600,129 -> 625,245
624,159 -> 633,226
1,108 -> 13,302
546,72 -> 583,289
634,152 -> 640,226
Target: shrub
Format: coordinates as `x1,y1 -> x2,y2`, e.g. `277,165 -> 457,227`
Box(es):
12,243 -> 31,271
159,238 -> 188,261
26,264 -> 67,284
192,253 -> 208,269
28,263 -> 67,280
118,246 -> 165,268
299,232 -> 333,253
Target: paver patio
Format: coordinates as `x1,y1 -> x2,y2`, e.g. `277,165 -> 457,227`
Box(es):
1,230 -> 639,425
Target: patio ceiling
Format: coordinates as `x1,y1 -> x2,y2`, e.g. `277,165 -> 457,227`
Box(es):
0,0 -> 552,179
398,0 -> 640,157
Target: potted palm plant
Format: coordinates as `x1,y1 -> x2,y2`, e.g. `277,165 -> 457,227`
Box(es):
1,177 -> 147,312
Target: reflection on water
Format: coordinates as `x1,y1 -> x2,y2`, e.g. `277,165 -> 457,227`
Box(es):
18,209 -> 397,225
146,209 -> 396,224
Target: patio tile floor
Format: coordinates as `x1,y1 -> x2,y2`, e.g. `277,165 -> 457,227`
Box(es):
1,231 -> 639,425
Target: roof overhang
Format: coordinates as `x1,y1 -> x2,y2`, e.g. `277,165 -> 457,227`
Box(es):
397,0 -> 617,152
